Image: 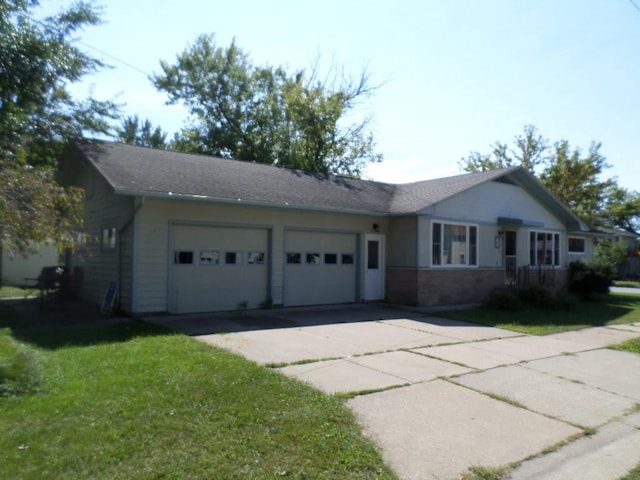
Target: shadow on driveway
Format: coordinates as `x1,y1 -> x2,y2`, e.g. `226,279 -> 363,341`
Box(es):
144,303 -> 422,336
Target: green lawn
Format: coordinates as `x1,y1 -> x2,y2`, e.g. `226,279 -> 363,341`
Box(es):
0,286 -> 29,299
614,280 -> 640,289
440,293 -> 640,335
0,304 -> 396,479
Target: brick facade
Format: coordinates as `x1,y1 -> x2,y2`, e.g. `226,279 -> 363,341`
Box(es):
386,267 -> 569,307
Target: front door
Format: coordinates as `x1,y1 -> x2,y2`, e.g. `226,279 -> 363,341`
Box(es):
364,235 -> 385,300
504,230 -> 517,285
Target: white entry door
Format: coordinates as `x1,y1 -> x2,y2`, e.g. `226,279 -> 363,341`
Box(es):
364,234 -> 385,300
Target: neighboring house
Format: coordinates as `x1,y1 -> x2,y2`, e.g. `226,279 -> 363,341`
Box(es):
1,244 -> 59,286
587,227 -> 640,279
59,141 -> 597,314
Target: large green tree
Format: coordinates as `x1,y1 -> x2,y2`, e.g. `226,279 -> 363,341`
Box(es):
459,125 -> 639,233
0,0 -> 118,260
152,35 -> 382,177
117,115 -> 168,149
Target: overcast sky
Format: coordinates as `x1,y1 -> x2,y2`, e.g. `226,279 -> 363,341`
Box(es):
42,0 -> 640,189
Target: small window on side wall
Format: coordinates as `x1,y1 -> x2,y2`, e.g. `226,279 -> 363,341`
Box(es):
568,237 -> 586,254
102,227 -> 117,250
174,251 -> 194,264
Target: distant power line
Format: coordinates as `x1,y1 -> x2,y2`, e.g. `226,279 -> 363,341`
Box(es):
76,40 -> 151,78
629,0 -> 640,13
24,11 -> 152,78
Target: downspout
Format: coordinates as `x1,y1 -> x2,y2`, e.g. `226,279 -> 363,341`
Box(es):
118,196 -> 145,313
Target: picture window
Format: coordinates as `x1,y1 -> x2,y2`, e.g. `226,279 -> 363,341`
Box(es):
529,231 -> 560,266
431,222 -> 478,266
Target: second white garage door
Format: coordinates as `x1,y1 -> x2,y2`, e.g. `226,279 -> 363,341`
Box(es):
170,224 -> 269,313
284,230 -> 358,306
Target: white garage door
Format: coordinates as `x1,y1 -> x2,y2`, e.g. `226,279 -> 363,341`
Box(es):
170,225 -> 269,313
284,230 -> 357,306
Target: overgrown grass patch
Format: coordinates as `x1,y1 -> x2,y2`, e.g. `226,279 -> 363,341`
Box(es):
0,316 -> 395,479
614,280 -> 640,289
0,329 -> 43,397
608,337 -> 640,354
440,293 -> 640,335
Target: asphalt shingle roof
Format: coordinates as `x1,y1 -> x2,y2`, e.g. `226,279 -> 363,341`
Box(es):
73,141 -> 522,216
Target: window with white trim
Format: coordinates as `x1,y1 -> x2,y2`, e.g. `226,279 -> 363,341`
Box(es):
568,237 -> 586,254
529,231 -> 560,266
101,227 -> 117,250
431,222 -> 478,266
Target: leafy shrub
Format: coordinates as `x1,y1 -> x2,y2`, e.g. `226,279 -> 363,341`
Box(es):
519,285 -> 555,309
0,329 -> 43,397
568,261 -> 613,299
483,288 -> 522,311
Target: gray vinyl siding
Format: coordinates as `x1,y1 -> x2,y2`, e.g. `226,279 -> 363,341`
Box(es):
387,216 -> 417,267
118,222 -> 134,312
432,181 -> 565,230
133,198 -> 387,313
64,161 -> 134,309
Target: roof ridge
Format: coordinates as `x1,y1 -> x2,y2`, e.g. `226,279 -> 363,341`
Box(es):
80,139 -> 388,186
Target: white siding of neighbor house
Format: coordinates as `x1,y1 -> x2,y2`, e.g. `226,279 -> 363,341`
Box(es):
1,244 -> 60,286
132,198 -> 387,313
418,181 -> 567,268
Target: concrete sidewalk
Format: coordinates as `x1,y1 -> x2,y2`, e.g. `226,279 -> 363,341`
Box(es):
147,305 -> 640,479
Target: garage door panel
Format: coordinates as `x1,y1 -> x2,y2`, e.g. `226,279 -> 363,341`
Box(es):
170,225 -> 268,313
284,231 -> 357,307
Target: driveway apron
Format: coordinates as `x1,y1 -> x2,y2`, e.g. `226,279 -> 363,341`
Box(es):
146,307 -> 640,480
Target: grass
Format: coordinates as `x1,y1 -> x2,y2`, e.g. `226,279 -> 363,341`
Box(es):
0,286 -> 29,298
614,280 -> 640,289
0,306 -> 396,479
0,329 -> 43,397
460,465 -> 510,480
439,293 -> 640,335
619,463 -> 640,480
609,337 -> 640,354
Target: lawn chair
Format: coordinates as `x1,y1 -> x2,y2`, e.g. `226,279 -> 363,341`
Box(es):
25,266 -> 67,308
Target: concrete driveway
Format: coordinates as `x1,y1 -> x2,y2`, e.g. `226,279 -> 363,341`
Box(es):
147,304 -> 640,480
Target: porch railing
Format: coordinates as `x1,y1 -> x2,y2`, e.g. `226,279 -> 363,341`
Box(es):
516,265 -> 556,288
